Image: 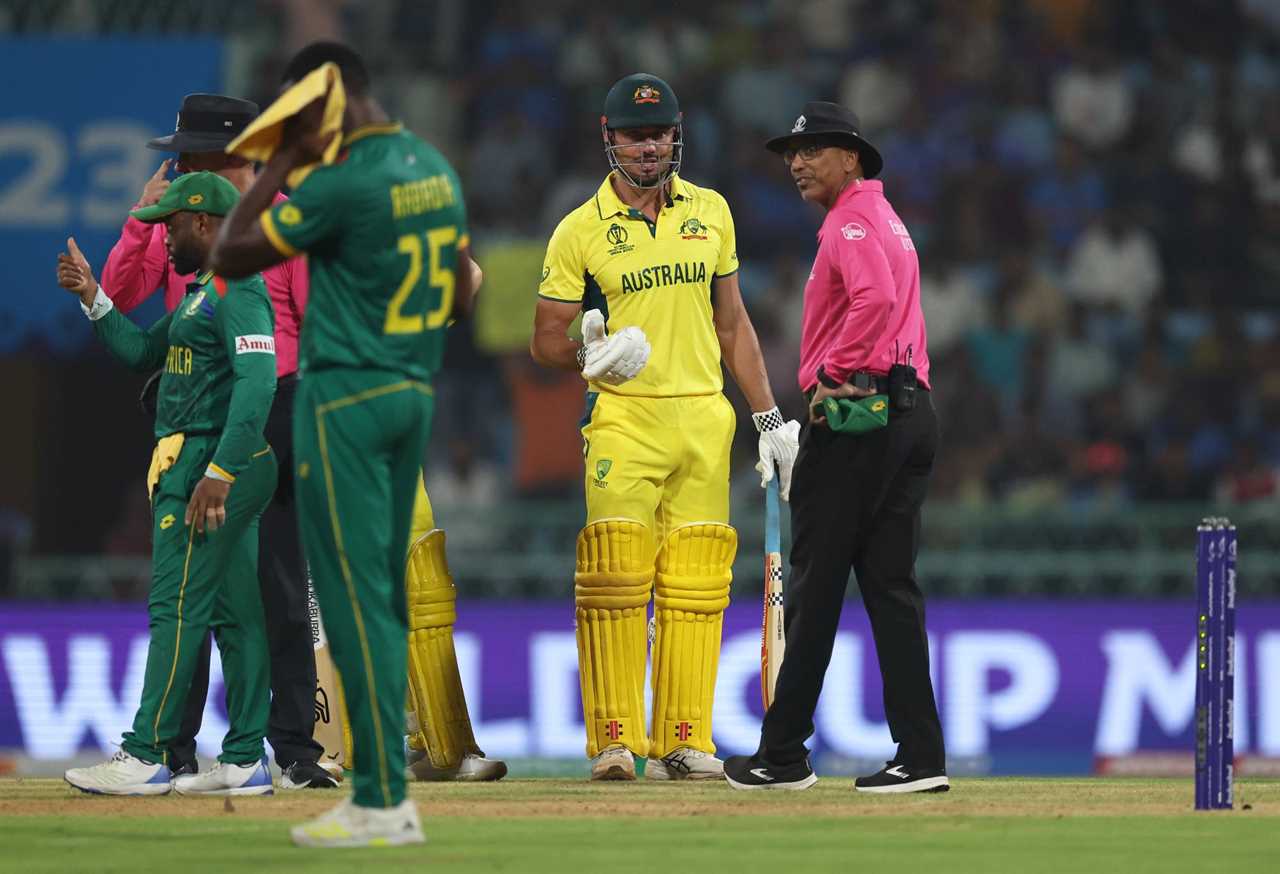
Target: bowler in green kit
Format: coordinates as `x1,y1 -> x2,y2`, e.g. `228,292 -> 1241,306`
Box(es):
212,42 -> 477,847
57,172 -> 277,797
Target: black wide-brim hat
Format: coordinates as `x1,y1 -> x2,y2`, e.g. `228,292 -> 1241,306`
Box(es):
147,93 -> 260,153
765,101 -> 883,179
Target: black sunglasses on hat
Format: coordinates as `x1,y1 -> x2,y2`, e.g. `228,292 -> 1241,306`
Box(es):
147,93 -> 260,154
765,101 -> 883,179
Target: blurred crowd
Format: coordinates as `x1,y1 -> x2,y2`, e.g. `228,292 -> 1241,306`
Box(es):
311,0 -> 1278,513
9,0 -> 1280,522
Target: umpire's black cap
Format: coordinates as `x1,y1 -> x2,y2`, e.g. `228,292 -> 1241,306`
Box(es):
766,101 -> 883,179
147,93 -> 259,153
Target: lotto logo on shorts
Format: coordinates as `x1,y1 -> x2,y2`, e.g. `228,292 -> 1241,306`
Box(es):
235,335 -> 276,355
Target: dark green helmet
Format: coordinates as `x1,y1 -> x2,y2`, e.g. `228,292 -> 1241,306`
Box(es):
602,73 -> 681,129
600,73 -> 683,189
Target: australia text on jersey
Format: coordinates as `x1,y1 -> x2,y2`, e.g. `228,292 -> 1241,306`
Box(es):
619,261 -> 708,294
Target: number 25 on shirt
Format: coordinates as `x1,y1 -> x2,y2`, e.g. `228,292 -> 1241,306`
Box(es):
385,225 -> 457,335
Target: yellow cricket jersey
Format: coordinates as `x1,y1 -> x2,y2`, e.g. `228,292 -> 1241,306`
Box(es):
539,173 -> 738,398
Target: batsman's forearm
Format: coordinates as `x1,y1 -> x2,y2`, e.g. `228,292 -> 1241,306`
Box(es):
720,321 -> 776,412
530,330 -> 585,373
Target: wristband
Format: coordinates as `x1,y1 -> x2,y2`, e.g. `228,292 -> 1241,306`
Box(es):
752,407 -> 784,434
80,286 -> 115,322
205,464 -> 236,483
575,345 -> 587,371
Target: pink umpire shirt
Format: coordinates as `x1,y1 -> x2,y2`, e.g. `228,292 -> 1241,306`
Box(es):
797,178 -> 931,392
102,191 -> 308,378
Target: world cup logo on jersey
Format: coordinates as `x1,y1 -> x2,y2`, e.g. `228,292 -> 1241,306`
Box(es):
606,223 -> 633,255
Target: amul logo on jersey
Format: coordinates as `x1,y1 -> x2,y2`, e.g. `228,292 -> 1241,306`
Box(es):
234,335 -> 276,355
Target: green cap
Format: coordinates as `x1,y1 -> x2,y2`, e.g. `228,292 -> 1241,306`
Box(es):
602,73 -> 681,129
822,394 -> 890,434
130,171 -> 240,223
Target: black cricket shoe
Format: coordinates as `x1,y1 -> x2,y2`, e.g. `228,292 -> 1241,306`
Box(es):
169,760 -> 198,778
280,760 -> 342,790
855,761 -> 949,794
723,754 -> 817,791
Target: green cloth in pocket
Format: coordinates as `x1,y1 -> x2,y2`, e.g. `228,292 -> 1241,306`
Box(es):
822,394 -> 890,434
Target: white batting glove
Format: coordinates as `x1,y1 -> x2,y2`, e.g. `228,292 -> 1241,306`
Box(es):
753,407 -> 801,501
580,310 -> 650,385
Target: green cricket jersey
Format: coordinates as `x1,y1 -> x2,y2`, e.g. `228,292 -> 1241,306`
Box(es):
92,271 -> 277,480
260,122 -> 469,383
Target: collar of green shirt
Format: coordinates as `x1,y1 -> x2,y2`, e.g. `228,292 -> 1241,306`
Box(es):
185,269 -> 214,294
594,171 -> 692,220
342,121 -> 403,147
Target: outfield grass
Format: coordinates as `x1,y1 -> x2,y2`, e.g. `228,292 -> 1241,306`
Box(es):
1,777 -> 1275,873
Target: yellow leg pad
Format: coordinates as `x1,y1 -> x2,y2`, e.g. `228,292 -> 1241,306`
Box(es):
405,529 -> 482,770
650,522 -> 736,758
409,473 -> 435,545
332,665 -> 354,769
575,519 -> 654,758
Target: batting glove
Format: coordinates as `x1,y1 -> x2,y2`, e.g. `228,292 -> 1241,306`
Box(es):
754,407 -> 801,501
581,310 -> 650,385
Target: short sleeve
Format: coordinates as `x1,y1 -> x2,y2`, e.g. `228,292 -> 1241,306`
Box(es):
538,217 -> 585,303
711,194 -> 742,276
261,171 -> 346,258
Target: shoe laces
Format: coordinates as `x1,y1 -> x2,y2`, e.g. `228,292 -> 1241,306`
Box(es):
108,749 -> 133,765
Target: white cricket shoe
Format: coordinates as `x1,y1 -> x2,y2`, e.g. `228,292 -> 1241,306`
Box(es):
590,744 -> 636,781
291,798 -> 425,848
646,747 -> 724,781
64,750 -> 173,796
173,757 -> 273,796
407,748 -> 508,782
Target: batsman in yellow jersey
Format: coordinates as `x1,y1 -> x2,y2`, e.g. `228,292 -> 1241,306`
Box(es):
531,73 -> 801,781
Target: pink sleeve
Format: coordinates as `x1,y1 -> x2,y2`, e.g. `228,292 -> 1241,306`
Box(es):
101,216 -> 169,313
288,255 -> 309,321
824,228 -> 896,384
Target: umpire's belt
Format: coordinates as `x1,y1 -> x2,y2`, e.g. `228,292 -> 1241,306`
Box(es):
804,371 -> 890,404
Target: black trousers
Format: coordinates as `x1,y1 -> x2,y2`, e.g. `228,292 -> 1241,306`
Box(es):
168,374 -> 322,769
760,391 -> 945,770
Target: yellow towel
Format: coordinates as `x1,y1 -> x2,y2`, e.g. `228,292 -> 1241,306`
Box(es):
226,61 -> 347,189
147,433 -> 186,500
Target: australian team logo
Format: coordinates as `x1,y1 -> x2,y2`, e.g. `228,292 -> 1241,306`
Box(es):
593,458 -> 612,489
606,222 -> 633,255
679,217 -> 708,240
633,84 -> 661,104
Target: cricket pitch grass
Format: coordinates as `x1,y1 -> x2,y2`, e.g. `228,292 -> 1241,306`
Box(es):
2,777 -> 1276,872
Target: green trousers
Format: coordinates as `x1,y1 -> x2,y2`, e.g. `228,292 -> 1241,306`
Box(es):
122,435 -> 275,767
294,369 -> 433,808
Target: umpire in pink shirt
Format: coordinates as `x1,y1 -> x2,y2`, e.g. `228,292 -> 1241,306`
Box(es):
102,94 -> 335,789
725,102 -> 947,794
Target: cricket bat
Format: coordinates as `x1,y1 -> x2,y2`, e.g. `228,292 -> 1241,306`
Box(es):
761,475 -> 785,709
308,575 -> 350,776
